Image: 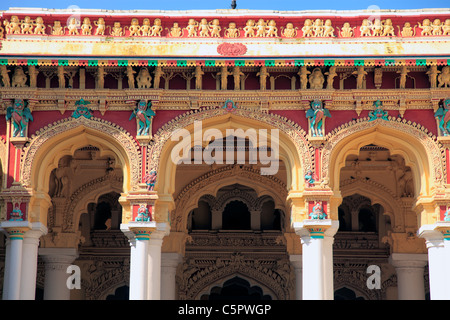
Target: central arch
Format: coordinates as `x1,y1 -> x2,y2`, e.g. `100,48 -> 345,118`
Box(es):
149,107 -> 312,199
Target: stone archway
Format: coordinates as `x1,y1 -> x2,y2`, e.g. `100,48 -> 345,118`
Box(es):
148,106 -> 312,196
322,117 -> 445,197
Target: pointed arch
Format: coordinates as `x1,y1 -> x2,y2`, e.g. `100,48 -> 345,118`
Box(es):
322,118 -> 445,198
148,107 -> 312,197
21,116 -> 141,195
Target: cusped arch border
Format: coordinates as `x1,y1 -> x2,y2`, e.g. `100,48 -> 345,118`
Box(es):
322,117 -> 445,189
178,255 -> 294,300
20,116 -> 141,190
147,106 -> 313,178
340,177 -> 404,232
172,165 -> 288,232
62,175 -> 123,232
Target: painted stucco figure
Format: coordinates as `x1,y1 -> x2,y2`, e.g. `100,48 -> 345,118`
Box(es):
304,170 -> 316,188
435,99 -> 450,136
306,99 -> 331,137
6,99 -> 33,137
143,170 -> 157,191
135,204 -> 150,222
72,99 -> 93,119
129,100 -> 155,136
368,100 -> 388,122
309,201 -> 327,220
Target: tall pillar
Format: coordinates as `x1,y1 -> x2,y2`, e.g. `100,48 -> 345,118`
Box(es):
294,219 -> 338,300
129,233 -> 149,300
123,221 -> 169,300
39,248 -> 78,300
388,253 -> 427,300
418,222 -> 450,300
289,254 -> 302,300
147,237 -> 163,300
0,221 -> 31,300
161,252 -> 182,300
20,223 -> 47,300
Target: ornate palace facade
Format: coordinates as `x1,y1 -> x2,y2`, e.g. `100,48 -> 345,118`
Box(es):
0,7 -> 450,300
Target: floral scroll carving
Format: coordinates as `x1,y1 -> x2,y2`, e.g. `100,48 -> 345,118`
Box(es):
217,43 -> 247,57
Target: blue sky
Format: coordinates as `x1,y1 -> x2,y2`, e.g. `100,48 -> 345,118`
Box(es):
1,0 -> 449,11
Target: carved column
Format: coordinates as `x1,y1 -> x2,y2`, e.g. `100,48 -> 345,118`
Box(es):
389,253 -> 428,300
418,222 -> 450,300
0,221 -> 31,300
20,223 -> 47,300
39,248 -> 78,300
250,210 -> 260,230
161,252 -> 182,300
289,254 -> 302,300
294,220 -> 338,300
147,234 -> 163,300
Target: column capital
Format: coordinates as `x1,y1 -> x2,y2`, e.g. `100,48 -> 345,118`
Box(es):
121,221 -> 170,241
0,220 -> 32,240
389,253 -> 428,268
418,222 -> 450,246
293,219 -> 339,239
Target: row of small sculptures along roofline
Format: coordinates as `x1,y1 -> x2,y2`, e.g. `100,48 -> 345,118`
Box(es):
1,15 -> 450,38
2,64 -> 450,90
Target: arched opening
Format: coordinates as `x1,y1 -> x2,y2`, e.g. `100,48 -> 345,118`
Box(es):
106,285 -> 129,300
201,276 -> 272,300
334,287 -> 365,300
222,200 -> 251,230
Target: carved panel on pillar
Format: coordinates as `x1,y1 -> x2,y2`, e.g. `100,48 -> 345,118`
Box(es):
0,183 -> 31,222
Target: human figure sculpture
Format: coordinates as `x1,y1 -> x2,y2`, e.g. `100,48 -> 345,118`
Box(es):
136,67 -> 153,88
243,19 -> 255,37
309,201 -> 327,219
399,22 -> 415,37
397,65 -> 409,89
143,170 -> 157,191
217,66 -> 231,90
438,66 -> 450,88
194,65 -> 204,90
306,99 -> 331,137
135,204 -> 150,222
0,65 -> 10,87
153,66 -> 164,89
256,66 -> 269,90
434,99 -> 450,136
11,67 -> 28,87
304,170 -> 316,187
21,16 -> 34,34
418,19 -> 432,36
126,66 -> 136,89
81,17 -> 92,35
353,66 -> 367,89
281,23 -> 297,38
128,18 -> 141,36
368,100 -> 388,121
141,18 -> 151,36
150,19 -> 163,37
94,18 -> 106,35
325,66 -> 337,89
34,17 -> 46,35
6,99 -> 33,137
339,22 -> 354,37
129,100 -> 155,136
224,22 -> 240,38
298,66 -> 310,90
302,19 -> 314,37
444,208 -> 450,222
209,19 -> 221,37
443,19 -> 450,36
308,68 -> 324,89
426,65 -> 440,88
50,21 -> 64,35
232,66 -> 244,90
